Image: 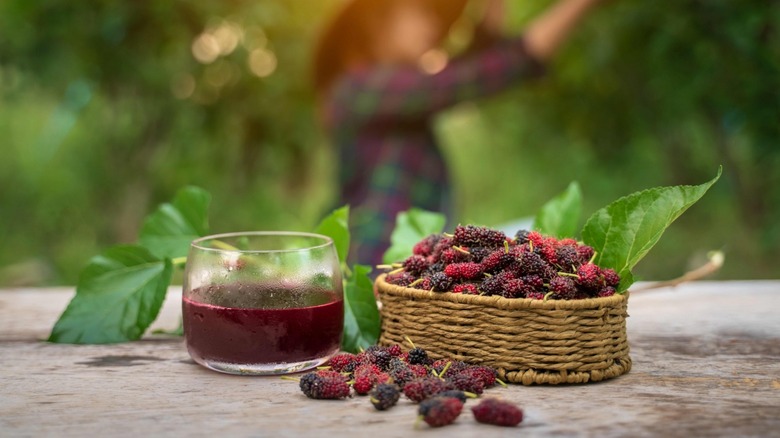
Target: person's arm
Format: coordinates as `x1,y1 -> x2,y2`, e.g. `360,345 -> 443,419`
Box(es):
524,0 -> 603,61
327,0 -> 602,126
328,37 -> 543,125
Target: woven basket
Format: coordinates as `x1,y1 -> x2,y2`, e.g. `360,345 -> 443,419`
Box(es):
376,274 -> 631,385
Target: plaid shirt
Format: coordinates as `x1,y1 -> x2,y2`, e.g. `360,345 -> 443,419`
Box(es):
324,36 -> 544,266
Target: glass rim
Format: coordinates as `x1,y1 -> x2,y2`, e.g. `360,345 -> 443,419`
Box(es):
190,231 -> 335,254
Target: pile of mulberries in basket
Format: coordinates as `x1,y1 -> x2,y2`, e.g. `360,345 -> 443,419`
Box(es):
288,342 -> 523,428
383,225 -> 620,299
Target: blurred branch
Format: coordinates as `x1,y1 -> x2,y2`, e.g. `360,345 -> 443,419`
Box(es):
632,250 -> 725,292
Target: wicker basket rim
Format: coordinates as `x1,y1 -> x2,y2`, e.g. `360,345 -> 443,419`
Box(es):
376,274 -> 628,311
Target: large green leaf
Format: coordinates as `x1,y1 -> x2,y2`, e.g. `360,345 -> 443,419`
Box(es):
314,205 -> 350,265
341,264 -> 380,353
49,245 -> 173,344
139,186 -> 211,259
582,168 -> 721,291
533,181 -> 582,238
382,208 -> 446,264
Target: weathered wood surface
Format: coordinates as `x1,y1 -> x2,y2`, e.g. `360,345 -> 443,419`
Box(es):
1,281 -> 779,437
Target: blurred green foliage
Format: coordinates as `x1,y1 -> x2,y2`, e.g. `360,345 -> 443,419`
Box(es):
0,0 -> 777,285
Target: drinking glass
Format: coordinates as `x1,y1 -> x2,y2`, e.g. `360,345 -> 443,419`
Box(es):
182,231 -> 343,375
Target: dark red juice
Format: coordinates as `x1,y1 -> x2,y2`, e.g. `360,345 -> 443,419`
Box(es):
183,284 -> 343,365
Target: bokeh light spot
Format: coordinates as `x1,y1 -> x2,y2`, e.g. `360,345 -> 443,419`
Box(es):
248,48 -> 277,78
170,73 -> 196,99
192,33 -> 221,64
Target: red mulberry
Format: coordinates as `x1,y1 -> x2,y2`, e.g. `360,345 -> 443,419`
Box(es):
471,398 -> 523,427
444,262 -> 483,280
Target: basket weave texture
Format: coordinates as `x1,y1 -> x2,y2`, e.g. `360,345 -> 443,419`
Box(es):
376,274 -> 631,385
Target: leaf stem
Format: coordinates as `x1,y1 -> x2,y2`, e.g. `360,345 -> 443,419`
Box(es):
211,239 -> 240,251
171,256 -> 187,267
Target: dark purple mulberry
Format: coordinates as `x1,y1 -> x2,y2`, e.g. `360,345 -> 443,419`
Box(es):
408,347 -> 430,365
468,246 -> 491,262
453,225 -> 507,248
447,372 -> 485,395
370,383 -> 401,411
481,249 -> 513,273
514,251 -> 549,276
548,276 -> 578,300
403,254 -> 429,275
480,271 -> 515,296
514,229 -> 531,244
430,272 -> 453,292
555,244 -> 580,272
386,271 -> 416,287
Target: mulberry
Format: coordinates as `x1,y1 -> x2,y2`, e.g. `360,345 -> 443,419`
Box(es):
446,372 -> 485,395
577,245 -> 595,264
403,255 -> 429,275
327,353 -> 358,373
429,272 -> 453,292
481,249 -> 513,273
299,370 -> 350,399
440,248 -> 469,264
598,287 -> 616,297
514,229 -> 530,244
431,236 -> 454,260
413,234 -> 441,257
386,271 -> 416,287
514,251 -> 549,276
471,398 -> 523,427
418,397 -> 463,427
468,246 -> 492,262
576,263 -> 604,291
453,225 -> 507,247
408,347 -> 430,365
549,276 -> 578,300
555,244 -> 580,272
464,366 -> 498,388
452,283 -> 480,295
437,390 -> 469,403
403,377 -> 452,403
602,268 -> 620,288
480,271 -> 515,296
370,383 -> 401,411
444,262 -> 483,280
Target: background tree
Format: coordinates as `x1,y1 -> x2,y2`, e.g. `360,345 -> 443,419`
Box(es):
0,0 -> 777,284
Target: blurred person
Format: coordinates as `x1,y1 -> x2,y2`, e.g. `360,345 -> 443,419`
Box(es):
313,0 -> 608,266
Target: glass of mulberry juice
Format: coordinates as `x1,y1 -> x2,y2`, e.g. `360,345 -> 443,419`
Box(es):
182,231 -> 343,375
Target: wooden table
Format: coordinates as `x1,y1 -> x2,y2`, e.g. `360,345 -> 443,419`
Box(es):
1,281 -> 779,437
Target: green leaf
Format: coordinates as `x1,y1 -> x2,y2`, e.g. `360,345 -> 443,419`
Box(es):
582,167 -> 721,291
314,205 -> 350,265
49,245 -> 173,344
382,208 -> 446,264
533,181 -> 582,238
341,264 -> 380,353
139,186 -> 211,259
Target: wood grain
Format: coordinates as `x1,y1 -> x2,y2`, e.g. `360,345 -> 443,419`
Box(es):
1,281 -> 779,437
